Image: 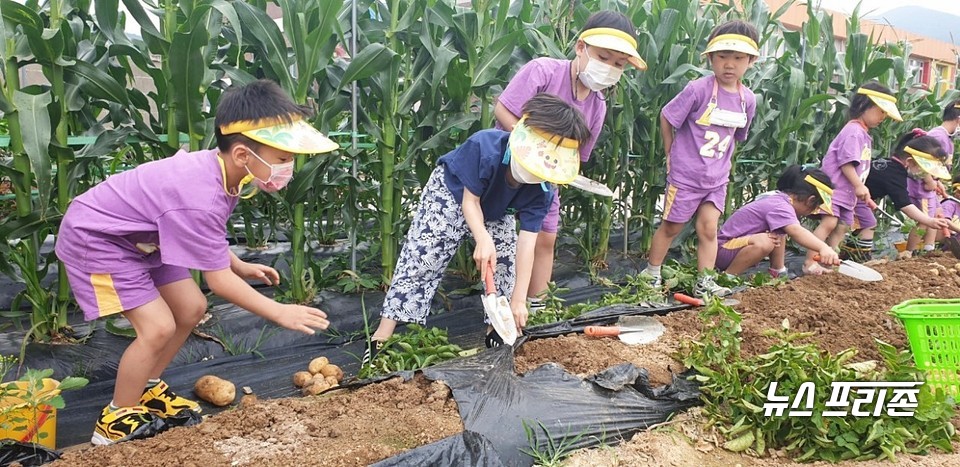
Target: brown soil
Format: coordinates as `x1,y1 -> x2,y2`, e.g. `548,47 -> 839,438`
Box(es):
51,255 -> 960,466
53,375 -> 462,467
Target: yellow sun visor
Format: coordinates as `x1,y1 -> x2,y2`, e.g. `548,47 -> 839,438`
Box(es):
580,27 -> 647,70
856,88 -> 902,122
219,115 -> 339,155
804,174 -> 834,214
905,146 -> 951,180
510,117 -> 580,185
701,34 -> 760,57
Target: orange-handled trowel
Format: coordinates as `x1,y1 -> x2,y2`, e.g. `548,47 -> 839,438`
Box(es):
483,266 -> 518,345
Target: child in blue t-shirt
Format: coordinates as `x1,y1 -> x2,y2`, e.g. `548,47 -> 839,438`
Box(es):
369,94 -> 591,349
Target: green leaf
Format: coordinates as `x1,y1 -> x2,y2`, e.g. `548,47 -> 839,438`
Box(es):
472,31 -> 522,88
120,0 -> 163,40
233,2 -> 295,93
65,61 -> 130,105
340,43 -> 398,87
12,90 -> 53,212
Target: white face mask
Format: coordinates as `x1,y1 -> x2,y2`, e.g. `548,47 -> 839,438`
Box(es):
950,121 -> 960,139
577,49 -> 623,91
509,157 -> 544,184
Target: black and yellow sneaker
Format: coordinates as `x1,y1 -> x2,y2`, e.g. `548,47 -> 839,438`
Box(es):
140,380 -> 201,417
91,405 -> 164,445
139,380 -> 204,428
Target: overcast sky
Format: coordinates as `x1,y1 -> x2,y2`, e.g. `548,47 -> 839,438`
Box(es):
815,0 -> 960,17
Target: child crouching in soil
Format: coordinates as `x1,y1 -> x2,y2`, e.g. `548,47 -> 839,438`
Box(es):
368,94 -> 591,354
715,165 -> 840,276
55,80 -> 337,445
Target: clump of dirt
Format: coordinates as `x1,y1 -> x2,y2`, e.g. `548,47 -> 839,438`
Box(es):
515,322 -> 688,387
53,375 -> 462,467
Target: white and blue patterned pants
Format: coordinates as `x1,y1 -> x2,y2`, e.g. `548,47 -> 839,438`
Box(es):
381,166 -> 517,324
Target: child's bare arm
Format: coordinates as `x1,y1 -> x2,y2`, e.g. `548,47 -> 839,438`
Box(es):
509,230 -> 539,329
784,224 -> 838,265
840,163 -> 869,201
204,268 -> 329,334
493,101 -> 520,131
462,188 -> 496,277
659,112 -> 675,156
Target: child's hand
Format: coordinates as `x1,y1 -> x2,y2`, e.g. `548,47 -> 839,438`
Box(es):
923,216 -> 950,231
274,304 -> 329,334
816,248 -> 840,267
855,184 -> 870,202
936,182 -> 947,199
235,261 -> 281,286
766,232 -> 782,247
509,299 -> 528,331
473,234 -> 497,277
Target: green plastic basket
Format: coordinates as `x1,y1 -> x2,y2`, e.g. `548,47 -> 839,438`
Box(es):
891,298 -> 960,396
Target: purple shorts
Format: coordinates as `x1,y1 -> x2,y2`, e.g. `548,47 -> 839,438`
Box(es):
852,200 -> 877,230
63,262 -> 193,321
539,189 -> 561,234
828,202 -> 855,227
715,235 -> 752,271
662,183 -> 726,224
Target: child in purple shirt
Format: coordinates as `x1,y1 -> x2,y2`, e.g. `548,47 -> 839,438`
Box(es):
804,82 -> 902,274
641,20 -> 759,298
905,162 -> 942,252
716,166 -> 839,275
494,11 -> 645,312
927,99 -> 960,165
55,80 -> 338,445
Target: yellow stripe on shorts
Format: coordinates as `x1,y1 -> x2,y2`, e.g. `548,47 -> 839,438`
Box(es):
722,236 -> 751,250
662,184 -> 679,220
90,273 -> 123,316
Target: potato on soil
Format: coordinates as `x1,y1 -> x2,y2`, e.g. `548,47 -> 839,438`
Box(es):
308,357 -> 330,374
292,371 -> 313,388
302,380 -> 331,396
194,375 -> 236,406
319,364 -> 343,381
324,375 -> 339,386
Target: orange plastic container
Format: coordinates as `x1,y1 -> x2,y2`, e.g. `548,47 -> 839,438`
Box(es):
0,378 -> 59,448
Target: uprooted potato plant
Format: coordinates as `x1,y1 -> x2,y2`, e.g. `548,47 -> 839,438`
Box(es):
680,300 -> 957,462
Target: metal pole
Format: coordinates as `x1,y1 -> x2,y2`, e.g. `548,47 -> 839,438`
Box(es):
350,0 -> 359,271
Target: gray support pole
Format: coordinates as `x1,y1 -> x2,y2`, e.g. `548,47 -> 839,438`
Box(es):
350,0 -> 359,271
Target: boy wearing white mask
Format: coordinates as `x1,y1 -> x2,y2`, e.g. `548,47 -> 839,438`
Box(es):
641,20 -> 759,298
493,11 -> 645,313
370,94 -> 591,349
55,80 -> 336,444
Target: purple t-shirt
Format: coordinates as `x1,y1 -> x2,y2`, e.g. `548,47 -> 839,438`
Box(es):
906,176 -> 936,202
942,198 -> 960,223
717,191 -> 799,246
927,126 -> 956,159
56,149 -> 239,273
662,75 -> 757,190
494,57 -> 604,162
821,121 -> 872,209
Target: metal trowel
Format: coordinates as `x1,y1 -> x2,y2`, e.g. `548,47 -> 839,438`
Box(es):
813,254 -> 883,281
584,316 -> 665,345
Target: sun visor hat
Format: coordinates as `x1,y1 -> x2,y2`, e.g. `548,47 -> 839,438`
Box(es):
856,88 -> 902,122
905,146 -> 951,180
804,174 -> 834,214
701,34 -> 760,57
579,27 -> 647,70
219,115 -> 339,154
509,118 -> 580,185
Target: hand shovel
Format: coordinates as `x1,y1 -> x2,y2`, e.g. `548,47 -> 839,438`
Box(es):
865,199 -> 903,227
584,316 -> 664,345
482,266 -> 518,345
813,254 -> 883,281
673,292 -> 740,307
570,175 -> 614,197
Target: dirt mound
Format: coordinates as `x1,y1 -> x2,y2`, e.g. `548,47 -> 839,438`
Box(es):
54,375 -> 462,467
